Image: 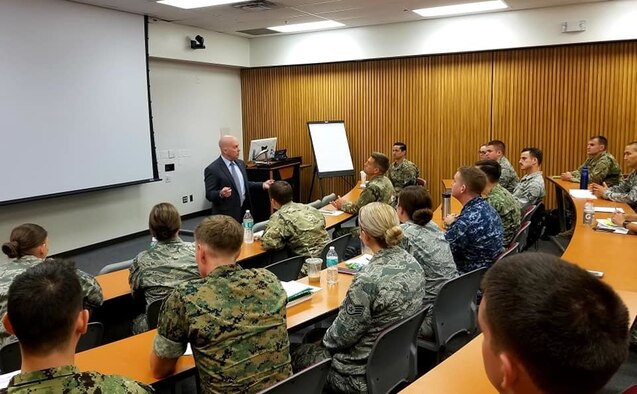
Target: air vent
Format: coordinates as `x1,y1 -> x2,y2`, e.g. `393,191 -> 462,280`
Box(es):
232,0 -> 278,11
237,28 -> 277,35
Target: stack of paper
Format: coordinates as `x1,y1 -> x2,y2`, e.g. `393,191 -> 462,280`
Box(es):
596,218 -> 629,235
319,209 -> 344,216
569,189 -> 597,199
280,281 -> 320,307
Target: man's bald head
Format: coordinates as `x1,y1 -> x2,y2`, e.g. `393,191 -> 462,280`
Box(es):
219,135 -> 240,161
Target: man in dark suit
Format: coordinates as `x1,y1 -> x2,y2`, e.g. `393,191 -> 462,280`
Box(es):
205,135 -> 273,222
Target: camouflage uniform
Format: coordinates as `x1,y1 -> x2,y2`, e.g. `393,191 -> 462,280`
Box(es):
261,202 -> 330,274
1,365 -> 152,393
498,156 -> 519,193
485,183 -> 521,247
291,247 -> 425,394
400,221 -> 457,338
341,175 -> 394,214
0,256 -> 103,347
129,238 -> 200,334
603,170 -> 637,210
387,159 -> 420,194
513,171 -> 546,211
569,151 -> 622,186
153,264 -> 292,394
445,197 -> 503,274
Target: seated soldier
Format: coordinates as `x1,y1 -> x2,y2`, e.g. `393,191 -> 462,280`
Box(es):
129,203 -> 200,334
480,253 -> 629,394
444,166 -> 503,274
261,181 -> 330,274
560,135 -> 621,186
512,147 -> 546,211
475,160 -> 521,247
387,142 -> 420,195
150,215 -> 291,393
2,260 -> 151,393
592,141 -> 637,210
484,140 -> 519,193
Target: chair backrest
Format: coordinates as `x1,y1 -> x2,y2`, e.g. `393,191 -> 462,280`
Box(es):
495,242 -> 519,264
430,268 -> 487,349
416,178 -> 427,188
308,199 -> 323,209
258,358 -> 331,394
147,298 -> 166,330
76,322 -> 104,352
0,341 -> 21,374
98,259 -> 133,275
511,221 -> 531,252
521,203 -> 538,223
253,220 -> 268,233
321,193 -> 337,206
265,255 -> 306,282
366,306 -> 429,394
319,234 -> 351,268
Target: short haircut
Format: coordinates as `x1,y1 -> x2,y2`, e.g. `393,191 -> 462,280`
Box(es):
457,166 -> 487,195
628,141 -> 637,149
370,152 -> 390,174
268,181 -> 293,205
393,142 -> 407,151
8,259 -> 83,355
2,223 -> 47,259
487,140 -> 506,155
397,186 -> 433,227
149,203 -> 182,241
522,147 -> 543,165
359,202 -> 403,248
591,135 -> 608,149
194,215 -> 243,255
475,160 -> 501,183
482,253 -> 629,394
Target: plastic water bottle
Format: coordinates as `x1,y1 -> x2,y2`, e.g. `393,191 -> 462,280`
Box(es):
326,246 -> 339,285
580,166 -> 589,190
243,210 -> 254,244
583,199 -> 594,226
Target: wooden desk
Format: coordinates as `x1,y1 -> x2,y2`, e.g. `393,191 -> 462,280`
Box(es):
78,269 -> 353,385
547,178 -> 637,292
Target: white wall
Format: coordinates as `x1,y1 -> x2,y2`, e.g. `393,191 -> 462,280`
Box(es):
0,59 -> 242,256
250,1 -> 637,67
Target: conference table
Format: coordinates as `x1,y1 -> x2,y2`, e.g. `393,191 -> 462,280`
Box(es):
77,269 -> 355,386
401,177 -> 637,393
95,184 -> 362,302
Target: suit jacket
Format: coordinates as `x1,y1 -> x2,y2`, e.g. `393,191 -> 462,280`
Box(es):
204,157 -> 262,222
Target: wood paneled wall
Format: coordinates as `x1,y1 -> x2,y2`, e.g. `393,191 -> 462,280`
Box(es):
241,41 -> 637,208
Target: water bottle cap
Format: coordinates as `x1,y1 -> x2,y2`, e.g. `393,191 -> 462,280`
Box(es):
329,246 -> 335,250
246,210 -> 250,212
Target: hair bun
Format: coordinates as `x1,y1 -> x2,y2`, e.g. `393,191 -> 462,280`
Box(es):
2,241 -> 19,258
384,226 -> 404,247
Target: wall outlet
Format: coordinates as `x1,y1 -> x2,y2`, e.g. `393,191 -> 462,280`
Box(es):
182,195 -> 188,204
189,195 -> 193,202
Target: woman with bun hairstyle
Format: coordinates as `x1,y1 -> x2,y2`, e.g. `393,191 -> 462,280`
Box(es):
291,202 -> 425,393
397,186 -> 458,338
1,224 -> 103,347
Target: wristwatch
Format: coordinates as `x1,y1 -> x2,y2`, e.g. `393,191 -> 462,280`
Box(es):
623,220 -> 630,229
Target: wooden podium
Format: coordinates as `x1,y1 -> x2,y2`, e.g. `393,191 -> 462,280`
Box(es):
246,156 -> 302,222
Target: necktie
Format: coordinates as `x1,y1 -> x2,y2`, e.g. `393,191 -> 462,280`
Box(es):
230,162 -> 245,206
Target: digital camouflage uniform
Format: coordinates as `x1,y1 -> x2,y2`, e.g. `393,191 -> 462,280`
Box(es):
400,221 -> 457,338
603,170 -> 637,210
485,183 -> 521,247
341,175 -> 394,215
387,159 -> 420,194
513,171 -> 546,211
291,247 -> 425,394
569,151 -> 622,187
129,238 -> 200,334
498,156 -> 519,193
153,264 -> 291,394
445,197 -> 503,274
261,202 -> 330,274
0,365 -> 152,393
0,256 -> 103,347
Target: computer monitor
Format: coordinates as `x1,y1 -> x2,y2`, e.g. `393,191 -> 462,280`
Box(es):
248,137 -> 277,162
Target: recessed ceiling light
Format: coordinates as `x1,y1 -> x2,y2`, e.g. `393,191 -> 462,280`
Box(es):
269,20 -> 345,33
157,0 -> 238,9
413,1 -> 508,18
